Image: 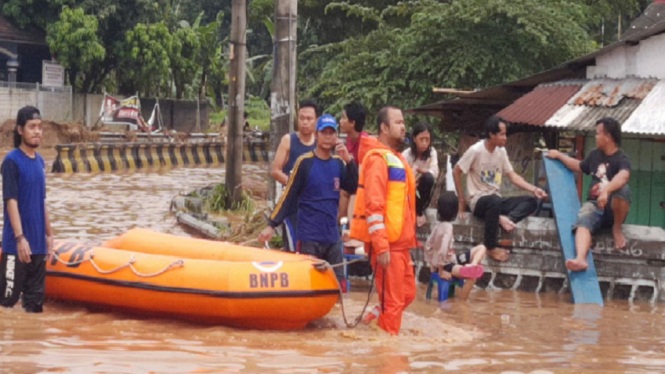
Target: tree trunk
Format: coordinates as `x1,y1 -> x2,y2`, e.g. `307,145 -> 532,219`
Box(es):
225,0 -> 248,209
268,0 -> 298,205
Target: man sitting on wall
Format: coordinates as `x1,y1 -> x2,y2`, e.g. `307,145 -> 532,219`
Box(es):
453,116 -> 547,262
546,117 -> 631,272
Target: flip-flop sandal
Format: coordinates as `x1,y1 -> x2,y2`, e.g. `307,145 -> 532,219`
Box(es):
459,265 -> 485,279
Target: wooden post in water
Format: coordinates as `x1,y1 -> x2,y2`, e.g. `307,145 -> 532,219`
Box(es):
226,0 -> 248,208
268,0 -> 298,206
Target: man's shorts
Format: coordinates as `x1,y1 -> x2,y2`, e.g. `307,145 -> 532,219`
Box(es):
442,250 -> 471,273
573,184 -> 631,234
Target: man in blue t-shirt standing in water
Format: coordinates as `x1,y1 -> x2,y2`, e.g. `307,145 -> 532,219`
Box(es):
260,114 -> 358,286
1,106 -> 54,313
270,100 -> 319,252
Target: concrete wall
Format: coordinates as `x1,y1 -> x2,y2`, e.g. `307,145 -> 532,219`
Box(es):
73,93 -> 106,127
142,98 -> 209,133
590,34 -> 665,79
0,83 -> 73,124
71,94 -> 209,132
0,84 -> 37,122
1,87 -> 210,132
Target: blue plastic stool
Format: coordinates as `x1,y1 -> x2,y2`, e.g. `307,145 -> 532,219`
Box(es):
426,272 -> 465,302
342,253 -> 367,292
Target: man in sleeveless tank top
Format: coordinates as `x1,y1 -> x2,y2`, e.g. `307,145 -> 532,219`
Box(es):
270,100 -> 319,251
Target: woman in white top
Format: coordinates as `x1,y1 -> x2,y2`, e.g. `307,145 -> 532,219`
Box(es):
402,122 -> 439,226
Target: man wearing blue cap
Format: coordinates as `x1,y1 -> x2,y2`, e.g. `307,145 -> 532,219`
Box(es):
259,114 -> 358,288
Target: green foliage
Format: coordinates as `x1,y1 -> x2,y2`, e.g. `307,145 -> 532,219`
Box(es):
46,7 -> 106,87
209,96 -> 271,131
325,3 -> 383,24
245,96 -> 271,131
120,22 -> 173,97
1,0 -> 69,31
205,183 -> 256,214
2,0 -> 654,104
170,25 -> 200,99
269,235 -> 283,249
302,0 -> 595,121
191,12 -> 228,106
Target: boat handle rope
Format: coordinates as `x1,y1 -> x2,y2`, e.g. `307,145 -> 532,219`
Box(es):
52,251 -> 185,278
312,258 -> 376,329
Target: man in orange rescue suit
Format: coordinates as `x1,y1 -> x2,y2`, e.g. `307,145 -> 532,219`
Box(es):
350,106 -> 417,335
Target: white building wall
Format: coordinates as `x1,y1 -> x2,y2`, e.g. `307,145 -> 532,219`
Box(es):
634,34 -> 665,78
589,33 -> 665,79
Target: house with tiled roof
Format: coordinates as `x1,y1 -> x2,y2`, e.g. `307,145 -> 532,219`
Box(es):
0,16 -> 52,83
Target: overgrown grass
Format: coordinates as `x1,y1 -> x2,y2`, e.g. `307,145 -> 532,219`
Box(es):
209,96 -> 271,131
205,183 -> 255,214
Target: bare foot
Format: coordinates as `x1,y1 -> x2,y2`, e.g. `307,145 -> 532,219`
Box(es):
566,259 -> 589,272
499,215 -> 516,232
416,215 -> 427,227
612,227 -> 627,250
487,248 -> 509,262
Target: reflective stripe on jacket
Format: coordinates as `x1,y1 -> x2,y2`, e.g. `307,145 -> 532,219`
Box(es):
350,137 -> 416,255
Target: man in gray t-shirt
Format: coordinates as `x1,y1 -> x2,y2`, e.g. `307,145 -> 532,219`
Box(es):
453,116 -> 547,261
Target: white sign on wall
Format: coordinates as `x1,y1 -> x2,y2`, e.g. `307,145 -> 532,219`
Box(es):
42,61 -> 64,88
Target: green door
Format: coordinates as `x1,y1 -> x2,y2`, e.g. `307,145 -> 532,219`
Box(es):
581,137 -> 664,228
651,141 -> 665,229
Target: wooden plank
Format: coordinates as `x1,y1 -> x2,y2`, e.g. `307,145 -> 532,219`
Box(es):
543,155 -> 604,306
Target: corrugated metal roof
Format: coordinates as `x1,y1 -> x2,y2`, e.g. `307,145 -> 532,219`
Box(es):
497,80 -> 585,126
568,78 -> 657,107
562,99 -> 642,131
546,99 -> 642,131
545,78 -> 657,130
622,80 -> 665,135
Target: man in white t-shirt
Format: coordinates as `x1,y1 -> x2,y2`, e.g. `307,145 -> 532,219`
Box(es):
453,116 -> 547,261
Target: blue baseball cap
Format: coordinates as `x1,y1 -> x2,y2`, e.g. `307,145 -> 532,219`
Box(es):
316,114 -> 338,131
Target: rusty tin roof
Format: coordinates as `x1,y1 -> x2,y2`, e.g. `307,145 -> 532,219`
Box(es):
497,80 -> 586,126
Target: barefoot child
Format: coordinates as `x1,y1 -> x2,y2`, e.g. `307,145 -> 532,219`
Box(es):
425,192 -> 487,300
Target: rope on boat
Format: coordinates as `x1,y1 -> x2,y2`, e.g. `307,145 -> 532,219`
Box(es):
129,258 -> 185,277
339,267 -> 376,328
52,251 -> 185,277
312,258 -> 376,328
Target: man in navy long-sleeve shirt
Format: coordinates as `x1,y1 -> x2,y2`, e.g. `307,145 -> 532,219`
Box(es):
259,114 -> 358,285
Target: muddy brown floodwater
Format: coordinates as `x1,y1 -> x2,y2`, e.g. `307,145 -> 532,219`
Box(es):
0,149 -> 664,373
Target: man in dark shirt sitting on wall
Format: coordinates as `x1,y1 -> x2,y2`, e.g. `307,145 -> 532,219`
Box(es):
547,117 -> 631,272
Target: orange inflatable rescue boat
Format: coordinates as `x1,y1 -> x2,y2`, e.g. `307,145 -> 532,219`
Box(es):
45,229 -> 339,329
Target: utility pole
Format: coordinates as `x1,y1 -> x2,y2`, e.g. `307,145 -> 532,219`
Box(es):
268,0 -> 298,205
225,0 -> 247,208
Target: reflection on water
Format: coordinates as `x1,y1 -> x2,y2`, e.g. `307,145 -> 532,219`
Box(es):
0,149 -> 664,373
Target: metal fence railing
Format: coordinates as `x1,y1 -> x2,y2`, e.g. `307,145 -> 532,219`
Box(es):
0,82 -> 73,124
